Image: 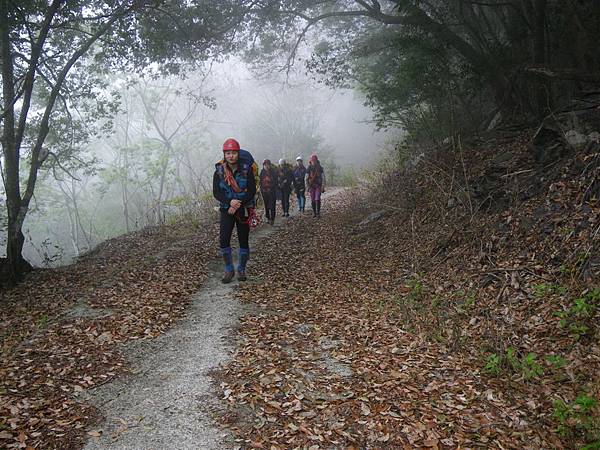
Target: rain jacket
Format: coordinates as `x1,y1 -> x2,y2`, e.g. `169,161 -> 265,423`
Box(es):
278,163 -> 294,193
213,156 -> 257,210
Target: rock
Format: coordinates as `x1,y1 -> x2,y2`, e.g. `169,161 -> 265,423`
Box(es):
358,210 -> 386,227
486,110 -> 502,131
565,129 -> 587,147
491,151 -> 514,168
588,131 -> 600,143
531,120 -> 569,165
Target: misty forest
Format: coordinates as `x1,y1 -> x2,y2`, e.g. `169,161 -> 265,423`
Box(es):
1,1 -> 599,449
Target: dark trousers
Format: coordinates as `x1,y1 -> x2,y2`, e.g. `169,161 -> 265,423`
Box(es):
280,188 -> 291,214
219,209 -> 249,249
262,191 -> 276,220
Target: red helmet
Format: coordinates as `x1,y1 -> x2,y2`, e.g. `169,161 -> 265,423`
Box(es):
263,159 -> 271,165
309,153 -> 318,163
223,138 -> 240,152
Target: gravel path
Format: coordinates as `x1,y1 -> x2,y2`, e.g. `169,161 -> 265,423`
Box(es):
82,190 -> 343,450
82,271 -> 245,450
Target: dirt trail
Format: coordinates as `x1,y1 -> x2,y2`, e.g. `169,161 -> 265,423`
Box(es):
82,273 -> 244,449
83,190 -> 343,449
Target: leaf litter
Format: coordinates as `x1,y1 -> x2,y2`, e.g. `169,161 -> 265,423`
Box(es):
0,130 -> 598,449
216,132 -> 599,449
1,222 -> 218,449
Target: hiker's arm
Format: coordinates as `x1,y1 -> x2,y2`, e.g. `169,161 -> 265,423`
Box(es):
213,171 -> 229,206
241,170 -> 256,206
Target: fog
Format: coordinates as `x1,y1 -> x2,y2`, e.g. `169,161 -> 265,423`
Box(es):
4,60 -> 399,267
202,60 -> 395,167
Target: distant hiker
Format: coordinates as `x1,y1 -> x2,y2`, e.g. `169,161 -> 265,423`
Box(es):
213,138 -> 256,283
293,155 -> 307,213
260,159 -> 278,225
307,153 -> 325,218
277,158 -> 294,217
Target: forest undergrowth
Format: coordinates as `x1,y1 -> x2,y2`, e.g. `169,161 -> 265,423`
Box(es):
217,128 -> 600,449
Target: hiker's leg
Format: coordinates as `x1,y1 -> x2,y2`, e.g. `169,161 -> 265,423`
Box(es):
271,192 -> 276,221
268,194 -> 276,223
220,247 -> 234,282
283,189 -> 290,215
237,248 -> 249,281
236,220 -> 250,280
314,188 -> 322,217
263,192 -> 271,220
219,209 -> 235,249
236,219 -> 250,250
219,210 -> 236,283
265,192 -> 272,222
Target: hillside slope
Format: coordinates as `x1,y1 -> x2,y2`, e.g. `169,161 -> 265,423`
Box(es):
218,129 -> 600,449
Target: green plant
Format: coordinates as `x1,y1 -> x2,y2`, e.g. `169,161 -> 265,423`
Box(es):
36,314 -> 50,329
555,289 -> 600,340
482,347 -> 544,380
546,355 -> 568,370
406,276 -> 424,302
532,283 -> 553,298
532,282 -> 567,298
464,292 -> 477,308
521,353 -> 544,380
505,346 -> 520,371
484,353 -> 501,375
553,395 -> 600,444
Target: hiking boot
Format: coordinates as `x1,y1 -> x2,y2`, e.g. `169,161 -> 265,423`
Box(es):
237,248 -> 250,280
222,271 -> 235,283
221,247 -> 235,283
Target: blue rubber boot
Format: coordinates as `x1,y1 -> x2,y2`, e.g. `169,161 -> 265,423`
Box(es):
221,247 -> 234,283
237,248 -> 250,281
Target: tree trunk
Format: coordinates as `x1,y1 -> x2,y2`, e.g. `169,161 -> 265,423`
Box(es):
532,0 -> 549,116
1,2 -> 32,284
4,215 -> 32,283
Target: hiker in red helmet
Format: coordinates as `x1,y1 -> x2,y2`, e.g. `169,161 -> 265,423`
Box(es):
293,155 -> 307,213
306,153 -> 325,218
213,138 -> 256,283
260,159 -> 278,225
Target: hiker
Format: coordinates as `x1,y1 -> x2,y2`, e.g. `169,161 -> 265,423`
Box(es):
213,138 -> 256,283
306,153 -> 325,218
277,158 -> 294,217
292,155 -> 307,213
260,159 -> 278,225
